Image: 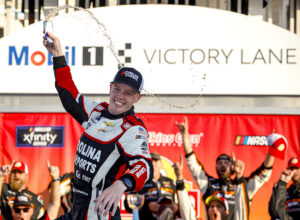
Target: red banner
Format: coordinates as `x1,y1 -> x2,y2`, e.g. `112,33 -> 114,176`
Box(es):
0,113 -> 299,219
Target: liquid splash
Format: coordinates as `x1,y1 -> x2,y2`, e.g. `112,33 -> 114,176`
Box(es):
45,5 -> 206,109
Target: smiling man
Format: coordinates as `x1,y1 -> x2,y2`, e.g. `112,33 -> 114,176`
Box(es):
43,32 -> 153,220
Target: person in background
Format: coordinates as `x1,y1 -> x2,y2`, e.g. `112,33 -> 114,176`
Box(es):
206,158 -> 248,220
125,152 -> 179,220
172,155 -> 196,220
11,192 -> 36,220
48,172 -> 74,214
176,117 -> 286,219
205,195 -> 229,220
0,160 -> 61,220
269,156 -> 300,220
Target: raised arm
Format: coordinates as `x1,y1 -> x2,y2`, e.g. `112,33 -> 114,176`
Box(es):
173,155 -> 196,220
264,152 -> 275,168
176,116 -> 193,155
268,170 -> 294,220
46,160 -> 61,220
43,32 -> 96,125
0,161 -> 14,198
176,117 -> 210,194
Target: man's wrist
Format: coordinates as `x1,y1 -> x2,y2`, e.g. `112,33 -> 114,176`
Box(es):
176,179 -> 185,190
52,177 -> 60,182
119,177 -> 134,192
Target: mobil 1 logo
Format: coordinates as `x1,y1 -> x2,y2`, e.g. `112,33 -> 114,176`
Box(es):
82,47 -> 103,66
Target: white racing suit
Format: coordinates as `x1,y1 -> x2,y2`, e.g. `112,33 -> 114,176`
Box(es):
53,56 -> 153,220
186,152 -> 272,220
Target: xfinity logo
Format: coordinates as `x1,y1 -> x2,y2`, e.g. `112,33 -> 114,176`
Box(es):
16,126 -> 64,147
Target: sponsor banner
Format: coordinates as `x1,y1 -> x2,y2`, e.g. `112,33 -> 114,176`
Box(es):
1,5 -> 300,94
16,126 -> 64,147
1,113 -> 300,219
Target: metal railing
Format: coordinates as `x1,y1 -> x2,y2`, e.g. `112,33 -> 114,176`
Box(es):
1,0 -> 300,37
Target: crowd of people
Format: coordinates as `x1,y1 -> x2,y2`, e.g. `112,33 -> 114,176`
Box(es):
0,160 -> 60,220
0,31 -> 299,220
1,126 -> 299,220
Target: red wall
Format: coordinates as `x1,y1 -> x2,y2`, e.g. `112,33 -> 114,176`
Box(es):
1,113 -> 299,219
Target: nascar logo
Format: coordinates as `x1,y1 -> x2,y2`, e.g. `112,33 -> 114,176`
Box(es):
235,135 -> 268,146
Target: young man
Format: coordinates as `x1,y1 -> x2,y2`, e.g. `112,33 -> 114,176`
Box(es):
0,160 -> 61,220
176,117 -> 283,220
43,32 -> 153,220
269,157 -> 300,220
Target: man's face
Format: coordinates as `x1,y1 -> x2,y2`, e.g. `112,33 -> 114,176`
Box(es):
208,200 -> 227,220
12,205 -> 33,220
288,167 -> 300,183
9,170 -> 28,191
108,83 -> 142,115
152,159 -> 162,179
216,159 -> 232,180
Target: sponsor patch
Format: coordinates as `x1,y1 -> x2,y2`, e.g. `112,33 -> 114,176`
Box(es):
97,128 -> 108,133
136,135 -> 147,141
123,122 -> 132,130
95,114 -> 102,121
104,121 -> 115,127
95,105 -> 104,111
138,127 -> 147,136
140,141 -> 149,154
16,126 -> 64,147
121,70 -> 139,81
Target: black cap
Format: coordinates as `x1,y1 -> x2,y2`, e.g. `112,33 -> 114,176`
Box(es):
112,67 -> 144,93
13,193 -> 32,208
151,152 -> 161,160
216,154 -> 233,163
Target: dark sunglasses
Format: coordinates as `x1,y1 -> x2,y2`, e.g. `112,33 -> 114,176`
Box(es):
13,207 -> 30,214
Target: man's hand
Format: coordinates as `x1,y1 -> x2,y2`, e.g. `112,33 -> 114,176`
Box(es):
173,155 -> 184,181
232,154 -> 245,179
175,117 -> 193,155
280,170 -> 294,183
148,201 -> 160,213
0,161 -> 14,179
175,116 -> 189,136
170,202 -> 179,214
43,32 -> 64,57
47,160 -> 59,180
94,180 -> 127,217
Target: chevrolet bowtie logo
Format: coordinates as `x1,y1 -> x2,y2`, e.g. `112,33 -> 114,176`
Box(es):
105,121 -> 115,127
97,128 -> 108,133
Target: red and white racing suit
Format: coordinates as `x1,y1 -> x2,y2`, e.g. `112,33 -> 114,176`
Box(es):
53,56 -> 153,220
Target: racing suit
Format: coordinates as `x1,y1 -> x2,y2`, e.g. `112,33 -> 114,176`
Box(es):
186,151 -> 272,220
269,180 -> 300,220
0,182 -> 46,220
53,56 -> 153,220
